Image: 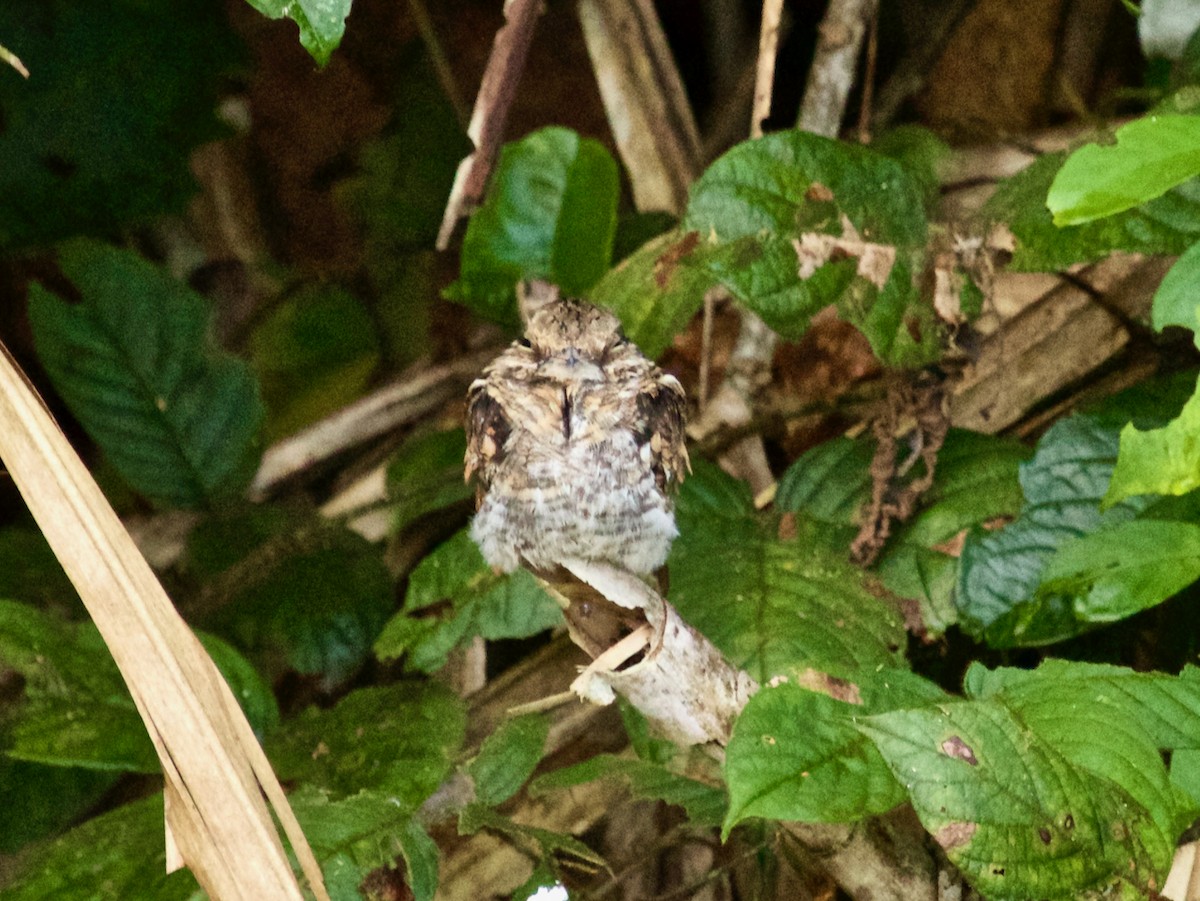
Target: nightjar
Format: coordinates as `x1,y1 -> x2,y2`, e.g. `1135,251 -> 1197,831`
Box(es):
465,298 -> 689,575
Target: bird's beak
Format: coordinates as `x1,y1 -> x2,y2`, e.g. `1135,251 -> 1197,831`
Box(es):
537,348 -> 604,382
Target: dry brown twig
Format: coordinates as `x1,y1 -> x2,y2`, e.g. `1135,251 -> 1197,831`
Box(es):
436,0 -> 544,250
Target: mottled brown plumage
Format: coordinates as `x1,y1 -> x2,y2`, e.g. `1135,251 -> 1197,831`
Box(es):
465,298 -> 689,575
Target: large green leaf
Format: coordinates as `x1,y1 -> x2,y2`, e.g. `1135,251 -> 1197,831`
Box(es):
242,0 -> 351,66
448,127 -> 619,323
289,786 -> 439,901
0,794 -> 200,901
588,229 -> 711,358
684,130 -> 927,247
467,714 -> 550,808
0,759 -> 116,854
1106,375 -> 1200,506
374,529 -> 563,673
268,682 -> 465,804
956,415 -> 1150,646
777,430 -> 1029,633
1048,115 -> 1200,225
194,518 -> 394,686
0,600 -> 155,773
988,153 -> 1200,270
0,526 -> 81,614
863,697 -> 1177,900
722,676 -> 944,832
965,660 -> 1200,752
0,0 -> 237,249
29,240 -> 264,509
385,428 -> 473,534
1035,520 -> 1200,623
670,463 -> 906,682
1151,240 -> 1200,338
0,601 -> 279,773
681,129 -> 935,363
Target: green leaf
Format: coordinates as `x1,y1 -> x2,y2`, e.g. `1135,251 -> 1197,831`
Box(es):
670,463 -> 906,682
0,759 -> 116,854
0,600 -> 156,773
1106,376 -> 1200,505
777,430 -> 1029,634
242,0 -> 351,66
863,697 -> 1176,900
374,529 -> 562,673
289,786 -> 439,901
1,794 -> 200,901
871,125 -> 951,211
588,229 -> 710,358
197,632 -> 280,740
533,755 -> 728,827
458,803 -> 606,872
386,428 -> 473,533
0,0 -> 237,249
699,234 -> 857,340
201,522 -> 394,686
685,130 -> 927,247
449,127 -> 619,323
29,240 -> 264,509
1048,115 -> 1200,225
0,526 -> 81,613
682,129 -> 934,363
988,153 -> 1200,270
956,415 -> 1150,647
250,284 -> 380,441
269,682 -> 465,804
467,714 -> 550,807
1035,520 -> 1200,622
775,436 -> 874,524
723,683 -> 906,832
1151,240 -> 1200,337
965,660 -> 1200,752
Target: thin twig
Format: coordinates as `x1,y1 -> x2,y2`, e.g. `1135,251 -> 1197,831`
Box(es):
406,0 -> 469,127
797,0 -> 879,138
750,0 -> 786,138
250,347 -> 497,499
856,10 -> 879,143
436,0 -> 544,249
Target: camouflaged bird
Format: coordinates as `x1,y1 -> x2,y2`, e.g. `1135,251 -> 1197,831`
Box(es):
465,298 -> 689,575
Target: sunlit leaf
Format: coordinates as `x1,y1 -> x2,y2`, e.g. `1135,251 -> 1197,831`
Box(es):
243,0 -> 351,66
1048,115 -> 1200,225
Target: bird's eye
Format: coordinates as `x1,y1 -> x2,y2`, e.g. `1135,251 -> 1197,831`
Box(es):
516,337 -> 533,349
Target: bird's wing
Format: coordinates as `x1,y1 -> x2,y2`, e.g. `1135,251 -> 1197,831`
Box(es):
636,373 -> 690,491
464,378 -> 512,499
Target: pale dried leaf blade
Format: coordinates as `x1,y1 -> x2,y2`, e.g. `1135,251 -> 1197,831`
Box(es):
578,0 -> 700,214
0,345 -> 328,901
1163,839 -> 1200,900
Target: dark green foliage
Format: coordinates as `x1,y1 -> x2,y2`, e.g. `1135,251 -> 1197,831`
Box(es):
374,529 -> 562,673
0,0 -> 238,249
30,240 -> 264,509
669,463 -> 906,682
